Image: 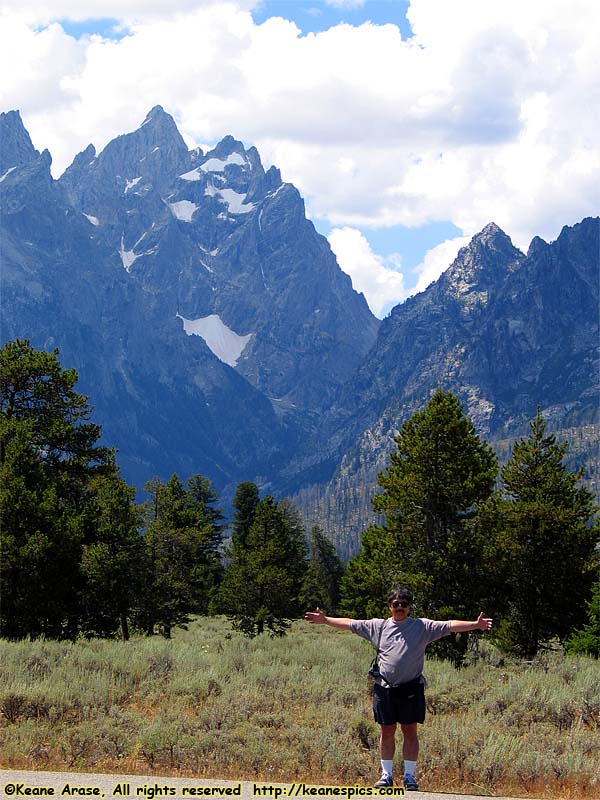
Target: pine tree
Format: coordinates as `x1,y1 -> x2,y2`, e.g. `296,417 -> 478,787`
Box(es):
564,577 -> 600,658
218,496 -> 307,637
0,340 -> 113,639
187,474 -> 225,534
80,473 -> 144,640
496,410 -> 599,658
299,526 -> 345,613
137,474 -> 224,637
0,339 -> 111,482
339,525 -> 400,618
231,481 -> 260,548
341,390 -> 498,661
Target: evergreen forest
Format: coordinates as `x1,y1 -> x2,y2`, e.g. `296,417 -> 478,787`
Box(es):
1,339 -> 598,659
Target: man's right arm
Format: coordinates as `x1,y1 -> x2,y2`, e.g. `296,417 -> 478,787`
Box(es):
304,607 -> 354,630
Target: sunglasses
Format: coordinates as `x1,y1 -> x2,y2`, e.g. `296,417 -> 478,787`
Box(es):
391,600 -> 410,609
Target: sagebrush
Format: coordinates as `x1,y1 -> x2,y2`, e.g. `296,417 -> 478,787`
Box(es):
0,618 -> 599,799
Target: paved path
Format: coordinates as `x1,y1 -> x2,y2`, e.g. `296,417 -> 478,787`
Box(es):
0,770 -> 536,800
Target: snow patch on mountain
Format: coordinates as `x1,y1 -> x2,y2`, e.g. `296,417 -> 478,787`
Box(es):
0,166 -> 17,183
125,176 -> 142,193
267,183 -> 287,200
176,313 -> 253,367
205,185 -> 255,214
119,236 -> 160,270
199,245 -> 220,257
119,236 -> 138,271
169,200 -> 199,222
200,153 -> 247,172
179,168 -> 202,182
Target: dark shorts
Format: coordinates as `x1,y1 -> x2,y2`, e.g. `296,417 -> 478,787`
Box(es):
373,678 -> 426,726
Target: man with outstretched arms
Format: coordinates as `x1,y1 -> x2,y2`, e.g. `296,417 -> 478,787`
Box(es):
305,587 -> 493,792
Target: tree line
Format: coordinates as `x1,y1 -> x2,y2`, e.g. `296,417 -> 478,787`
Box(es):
1,339 -> 598,659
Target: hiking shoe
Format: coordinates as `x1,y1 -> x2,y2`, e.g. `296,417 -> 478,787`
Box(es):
374,774 -> 394,788
402,774 -> 419,791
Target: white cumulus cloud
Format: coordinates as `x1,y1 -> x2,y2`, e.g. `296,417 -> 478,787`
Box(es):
328,227 -> 406,317
1,0 -> 598,312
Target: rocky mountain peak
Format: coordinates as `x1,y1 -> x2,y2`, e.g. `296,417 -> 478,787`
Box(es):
200,135 -> 264,178
527,235 -> 548,258
442,222 -> 525,302
1,146 -> 54,202
2,110 -> 383,500
142,104 -> 170,123
211,134 -> 245,156
97,106 -> 189,185
136,106 -> 188,154
476,221 -> 508,240
0,110 -> 40,174
58,107 -> 191,204
60,143 -> 96,175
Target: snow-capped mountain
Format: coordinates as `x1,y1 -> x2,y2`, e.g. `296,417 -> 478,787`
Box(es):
57,106 -> 380,409
0,107 -> 378,495
1,107 -> 597,551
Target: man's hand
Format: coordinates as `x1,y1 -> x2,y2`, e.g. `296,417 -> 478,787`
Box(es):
449,613 -> 493,633
476,612 -> 493,631
304,609 -> 354,630
304,607 -> 327,624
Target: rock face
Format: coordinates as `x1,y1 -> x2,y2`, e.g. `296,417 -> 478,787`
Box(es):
293,217 -> 599,556
0,108 -> 379,497
352,216 -> 599,438
0,110 -> 39,173
1,108 -> 597,552
57,107 -> 380,410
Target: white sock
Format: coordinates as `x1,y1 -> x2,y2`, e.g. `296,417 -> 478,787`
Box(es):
380,759 -> 394,777
404,760 -> 417,777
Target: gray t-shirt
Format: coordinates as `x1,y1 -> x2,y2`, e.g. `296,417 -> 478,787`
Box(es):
351,616 -> 451,687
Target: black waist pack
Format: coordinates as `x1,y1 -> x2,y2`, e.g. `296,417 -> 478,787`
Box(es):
388,676 -> 423,697
368,657 -> 381,679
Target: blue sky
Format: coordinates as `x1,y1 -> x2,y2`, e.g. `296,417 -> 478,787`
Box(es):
3,0 -> 598,316
251,1 -> 413,38
58,2 -> 413,41
57,18 -> 129,40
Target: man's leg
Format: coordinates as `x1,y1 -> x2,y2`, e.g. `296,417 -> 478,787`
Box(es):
399,723 -> 419,791
373,685 -> 400,785
373,724 -> 396,786
379,723 -> 397,760
399,723 -> 419,760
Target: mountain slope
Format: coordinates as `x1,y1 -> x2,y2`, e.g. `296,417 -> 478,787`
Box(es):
0,108 -> 379,497
57,107 -> 379,410
2,108 -> 597,552
294,218 -> 599,556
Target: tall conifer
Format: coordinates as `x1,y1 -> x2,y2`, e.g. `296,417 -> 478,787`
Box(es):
300,525 -> 344,613
341,390 -> 497,660
218,496 -> 307,637
137,474 -> 223,637
0,340 -> 113,639
496,410 -> 598,657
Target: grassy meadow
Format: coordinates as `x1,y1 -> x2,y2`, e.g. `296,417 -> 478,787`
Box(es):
1,617 -> 599,799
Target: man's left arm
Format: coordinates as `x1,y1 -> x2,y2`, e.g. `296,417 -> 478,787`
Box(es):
448,612 -> 493,633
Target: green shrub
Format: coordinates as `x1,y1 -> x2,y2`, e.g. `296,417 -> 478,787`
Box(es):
1,617 -> 600,796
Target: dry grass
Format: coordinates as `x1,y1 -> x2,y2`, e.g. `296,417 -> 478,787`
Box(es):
0,617 -> 599,799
